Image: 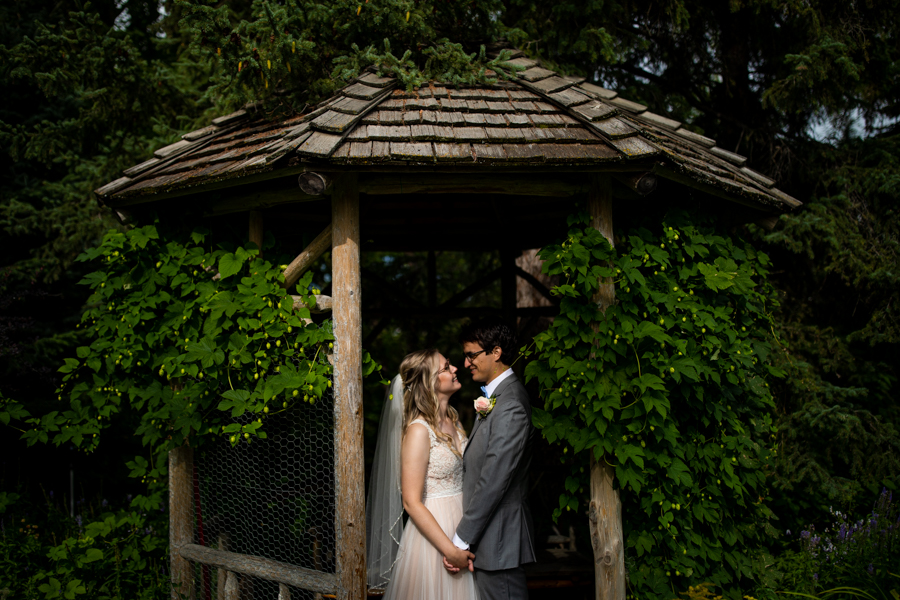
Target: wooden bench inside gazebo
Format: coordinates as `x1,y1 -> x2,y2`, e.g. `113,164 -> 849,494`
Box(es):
96,47 -> 799,600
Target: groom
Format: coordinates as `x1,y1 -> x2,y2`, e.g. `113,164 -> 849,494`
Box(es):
443,318 -> 536,599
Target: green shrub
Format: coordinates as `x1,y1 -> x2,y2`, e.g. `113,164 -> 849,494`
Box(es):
525,210 -> 781,598
0,491 -> 168,599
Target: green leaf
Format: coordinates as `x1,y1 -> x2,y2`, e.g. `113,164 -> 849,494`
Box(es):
81,548 -> 104,563
218,252 -> 246,279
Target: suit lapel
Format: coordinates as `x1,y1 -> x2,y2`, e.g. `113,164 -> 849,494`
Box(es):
464,373 -> 519,456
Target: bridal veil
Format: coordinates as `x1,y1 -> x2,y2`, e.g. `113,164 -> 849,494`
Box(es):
365,374 -> 405,590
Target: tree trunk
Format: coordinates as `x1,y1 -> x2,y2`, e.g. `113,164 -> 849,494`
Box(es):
588,175 -> 625,600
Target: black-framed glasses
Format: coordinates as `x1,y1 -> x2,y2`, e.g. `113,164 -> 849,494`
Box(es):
463,350 -> 486,362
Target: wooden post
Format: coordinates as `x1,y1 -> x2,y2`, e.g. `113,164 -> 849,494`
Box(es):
427,250 -> 437,307
587,175 -> 625,600
216,532 -> 230,600
223,572 -> 238,600
332,174 -> 366,600
170,445 -> 195,600
501,249 -> 518,327
250,210 -> 264,257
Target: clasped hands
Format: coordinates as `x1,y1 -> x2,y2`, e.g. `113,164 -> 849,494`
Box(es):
442,547 -> 475,573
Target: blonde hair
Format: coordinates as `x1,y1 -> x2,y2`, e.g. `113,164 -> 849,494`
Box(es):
399,349 -> 464,458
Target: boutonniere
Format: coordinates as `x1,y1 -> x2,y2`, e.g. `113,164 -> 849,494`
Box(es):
474,395 -> 497,420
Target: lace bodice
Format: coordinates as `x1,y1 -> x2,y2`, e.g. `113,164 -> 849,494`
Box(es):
410,419 -> 466,499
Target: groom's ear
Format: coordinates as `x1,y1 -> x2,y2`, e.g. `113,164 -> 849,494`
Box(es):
490,346 -> 503,362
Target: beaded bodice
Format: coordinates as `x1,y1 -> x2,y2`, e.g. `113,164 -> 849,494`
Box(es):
410,419 -> 466,499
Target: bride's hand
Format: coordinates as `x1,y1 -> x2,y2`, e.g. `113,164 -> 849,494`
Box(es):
443,548 -> 475,572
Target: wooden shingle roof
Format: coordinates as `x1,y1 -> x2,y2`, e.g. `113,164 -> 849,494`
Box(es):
96,51 -> 800,213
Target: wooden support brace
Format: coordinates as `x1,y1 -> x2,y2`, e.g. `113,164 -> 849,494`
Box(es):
282,223 -> 333,290
331,173 -> 366,600
587,175 -> 625,600
250,210 -> 264,257
169,446 -> 195,600
513,265 -> 558,305
291,295 -> 334,314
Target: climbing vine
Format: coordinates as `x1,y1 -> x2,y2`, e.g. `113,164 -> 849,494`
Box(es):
525,210 -> 782,598
4,223 -> 382,500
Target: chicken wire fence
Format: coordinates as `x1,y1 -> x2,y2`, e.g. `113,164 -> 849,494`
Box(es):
184,388 -> 336,600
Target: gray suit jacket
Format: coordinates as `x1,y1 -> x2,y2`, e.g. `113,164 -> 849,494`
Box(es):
457,373 -> 536,571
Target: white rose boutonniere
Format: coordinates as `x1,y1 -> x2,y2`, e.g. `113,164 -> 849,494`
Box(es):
474,395 -> 496,420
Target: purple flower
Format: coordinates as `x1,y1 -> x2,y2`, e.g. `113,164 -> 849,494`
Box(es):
813,573 -> 819,581
867,563 -> 874,574
786,529 -> 792,536
801,530 -> 810,539
101,499 -> 108,507
75,515 -> 82,527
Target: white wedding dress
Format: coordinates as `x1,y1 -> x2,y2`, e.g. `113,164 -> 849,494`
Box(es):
382,418 -> 480,600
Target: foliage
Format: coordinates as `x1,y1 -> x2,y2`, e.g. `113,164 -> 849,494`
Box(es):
774,489 -> 899,596
0,490 -> 168,600
1,222 -> 382,515
175,0 -> 525,110
762,134 -> 900,515
503,0 -> 900,527
0,0 -> 209,469
525,210 -> 781,598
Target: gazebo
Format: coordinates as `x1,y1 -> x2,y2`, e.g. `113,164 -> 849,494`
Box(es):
96,48 -> 798,600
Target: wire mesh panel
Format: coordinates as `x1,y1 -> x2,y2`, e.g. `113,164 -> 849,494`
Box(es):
188,388 -> 336,599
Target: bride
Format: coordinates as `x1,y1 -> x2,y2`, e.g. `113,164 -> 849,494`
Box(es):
366,349 -> 479,599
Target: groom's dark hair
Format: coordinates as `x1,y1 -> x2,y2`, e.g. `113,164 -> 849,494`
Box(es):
460,318 -> 518,365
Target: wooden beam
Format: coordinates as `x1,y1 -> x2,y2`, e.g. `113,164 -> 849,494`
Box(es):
108,164 -> 310,207
427,250 -> 437,307
250,210 -> 264,256
291,294 -> 333,314
282,223 -> 333,290
205,187 -> 321,217
179,544 -> 337,594
514,265 -> 558,305
359,173 -> 589,196
331,173 -> 365,600
587,175 -> 625,600
651,164 -> 787,212
364,306 -> 557,319
501,249 -> 518,325
169,446 -> 195,600
440,267 -> 503,309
